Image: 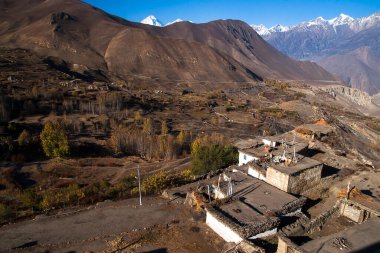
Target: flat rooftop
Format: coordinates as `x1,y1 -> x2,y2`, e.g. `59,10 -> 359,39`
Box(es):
238,133 -> 309,158
269,155 -> 322,175
217,171 -> 299,217
235,139 -> 260,150
300,217 -> 380,253
296,124 -> 334,135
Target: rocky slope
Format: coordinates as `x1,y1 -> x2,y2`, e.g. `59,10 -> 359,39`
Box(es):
252,12 -> 380,94
0,0 -> 337,90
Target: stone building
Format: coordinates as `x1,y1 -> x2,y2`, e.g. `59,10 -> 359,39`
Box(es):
265,155 -> 323,194
236,133 -> 323,195
206,170 -> 306,244
276,191 -> 380,253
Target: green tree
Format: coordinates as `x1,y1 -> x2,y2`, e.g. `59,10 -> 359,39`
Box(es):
191,144 -> 238,175
40,121 -> 69,158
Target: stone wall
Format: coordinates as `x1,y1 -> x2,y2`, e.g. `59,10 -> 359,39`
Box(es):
239,239 -> 265,253
303,201 -> 341,234
266,164 -> 322,194
341,203 -> 363,223
206,206 -> 280,239
276,234 -> 304,253
274,197 -> 307,217
266,167 -> 289,192
301,174 -> 337,196
206,211 -> 243,243
287,164 -> 323,195
340,199 -> 380,223
280,201 -> 341,236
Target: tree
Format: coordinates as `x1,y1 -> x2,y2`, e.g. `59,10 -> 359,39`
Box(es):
141,170 -> 171,194
161,120 -> 169,136
18,130 -> 31,146
177,130 -> 186,146
143,118 -> 153,135
134,111 -> 143,124
191,138 -> 201,156
191,144 -> 238,175
40,121 -> 69,158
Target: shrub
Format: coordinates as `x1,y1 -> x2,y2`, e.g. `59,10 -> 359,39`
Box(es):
40,121 -> 69,158
20,189 -> 41,210
141,170 -> 172,194
0,204 -> 14,222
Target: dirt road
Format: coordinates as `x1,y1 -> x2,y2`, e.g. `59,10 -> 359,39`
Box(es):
0,197 -> 224,253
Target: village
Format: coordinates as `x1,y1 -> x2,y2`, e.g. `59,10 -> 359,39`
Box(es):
163,119 -> 380,253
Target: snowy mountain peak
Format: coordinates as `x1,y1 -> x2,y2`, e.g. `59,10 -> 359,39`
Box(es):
306,16 -> 328,26
141,15 -> 163,26
328,13 -> 354,26
251,24 -> 270,36
166,19 -> 184,26
269,24 -> 290,33
251,24 -> 289,36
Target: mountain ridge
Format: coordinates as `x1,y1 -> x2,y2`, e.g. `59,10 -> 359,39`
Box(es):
251,11 -> 380,94
0,0 -> 338,90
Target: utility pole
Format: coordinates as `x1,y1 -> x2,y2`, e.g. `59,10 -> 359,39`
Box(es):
137,165 -> 142,206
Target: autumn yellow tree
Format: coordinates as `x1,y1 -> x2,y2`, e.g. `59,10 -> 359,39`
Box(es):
18,129 -> 31,146
143,118 -> 153,135
161,120 -> 169,136
177,130 -> 186,146
40,121 -> 69,158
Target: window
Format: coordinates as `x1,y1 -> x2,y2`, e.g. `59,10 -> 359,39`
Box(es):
244,155 -> 247,160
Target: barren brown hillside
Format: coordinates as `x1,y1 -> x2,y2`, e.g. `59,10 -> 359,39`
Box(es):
0,0 -> 338,89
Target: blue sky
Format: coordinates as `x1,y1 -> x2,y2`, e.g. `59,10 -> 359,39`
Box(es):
82,0 -> 380,27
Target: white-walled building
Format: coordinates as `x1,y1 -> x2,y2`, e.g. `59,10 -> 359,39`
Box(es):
205,170 -> 306,243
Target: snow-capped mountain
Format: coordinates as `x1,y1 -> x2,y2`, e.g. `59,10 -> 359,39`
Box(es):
328,13 -> 354,26
252,12 -> 380,36
251,24 -> 270,36
251,11 -> 380,95
141,15 -> 163,26
269,24 -> 290,33
166,19 -> 184,26
251,24 -> 289,36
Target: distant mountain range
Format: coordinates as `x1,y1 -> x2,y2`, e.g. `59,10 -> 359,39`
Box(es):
0,0 -> 337,91
252,12 -> 380,95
